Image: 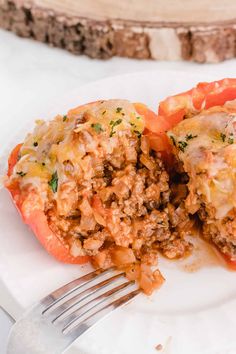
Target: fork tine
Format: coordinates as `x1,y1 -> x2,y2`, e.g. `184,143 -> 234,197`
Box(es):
63,288 -> 140,336
53,280 -> 135,327
7,267 -> 140,354
46,272 -> 125,319
42,267 -> 115,313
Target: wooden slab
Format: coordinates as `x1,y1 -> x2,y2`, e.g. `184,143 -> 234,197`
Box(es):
1,0 -> 236,62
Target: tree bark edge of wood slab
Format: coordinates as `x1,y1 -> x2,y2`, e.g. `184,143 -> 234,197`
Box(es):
0,0 -> 236,63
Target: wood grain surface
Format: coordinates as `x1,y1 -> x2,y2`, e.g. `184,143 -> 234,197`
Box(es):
0,0 -> 236,62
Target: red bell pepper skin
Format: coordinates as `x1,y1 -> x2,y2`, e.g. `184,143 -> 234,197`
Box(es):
158,78 -> 236,131
7,143 -> 90,264
222,253 -> 236,271
135,80 -> 236,162
134,102 -> 174,166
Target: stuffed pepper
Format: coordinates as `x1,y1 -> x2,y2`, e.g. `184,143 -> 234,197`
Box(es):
157,79 -> 236,268
6,99 -> 192,294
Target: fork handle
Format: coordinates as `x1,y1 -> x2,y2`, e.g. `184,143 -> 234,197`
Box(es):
7,309 -> 65,354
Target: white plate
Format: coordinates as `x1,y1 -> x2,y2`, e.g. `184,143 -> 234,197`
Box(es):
1,70 -> 236,354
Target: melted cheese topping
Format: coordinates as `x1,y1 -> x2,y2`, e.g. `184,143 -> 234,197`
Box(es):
168,109 -> 236,219
8,100 -> 145,196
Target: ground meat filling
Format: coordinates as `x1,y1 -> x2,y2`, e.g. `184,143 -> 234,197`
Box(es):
45,127 -> 192,293
47,147 -> 191,257
10,99 -> 193,294
198,206 -> 236,258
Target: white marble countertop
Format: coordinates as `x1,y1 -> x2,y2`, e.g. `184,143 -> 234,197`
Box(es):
1,28 -> 236,353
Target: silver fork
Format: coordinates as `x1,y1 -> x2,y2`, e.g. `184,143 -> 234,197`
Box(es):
7,267 -> 140,354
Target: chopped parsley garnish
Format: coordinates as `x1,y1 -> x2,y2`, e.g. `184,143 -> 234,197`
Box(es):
113,119 -> 122,127
130,122 -> 141,137
228,134 -> 234,144
220,133 -> 226,142
134,130 -> 141,138
17,171 -> 26,177
63,115 -> 67,122
178,141 -> 188,152
136,116 -> 141,120
91,123 -> 104,134
186,134 -> 198,141
169,135 -> 176,146
48,171 -> 58,193
220,132 -> 234,144
110,119 -> 122,137
33,142 -> 38,147
102,110 -> 106,115
172,133 -> 197,152
116,107 -> 122,113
